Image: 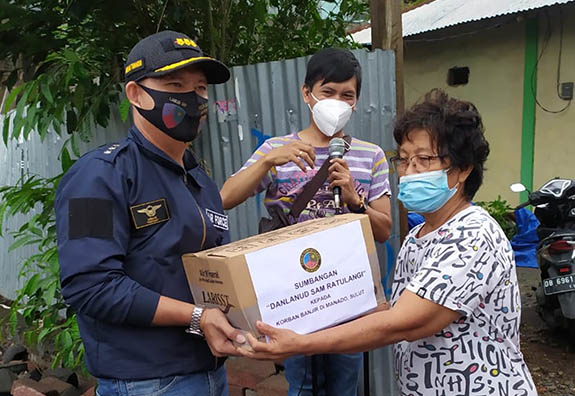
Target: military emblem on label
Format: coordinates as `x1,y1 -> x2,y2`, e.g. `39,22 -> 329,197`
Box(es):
130,199 -> 171,229
300,248 -> 321,273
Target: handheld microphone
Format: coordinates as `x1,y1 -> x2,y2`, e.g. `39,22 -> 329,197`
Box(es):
328,138 -> 346,212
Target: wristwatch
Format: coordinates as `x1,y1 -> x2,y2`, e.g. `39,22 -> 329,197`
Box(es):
348,195 -> 367,214
185,305 -> 205,337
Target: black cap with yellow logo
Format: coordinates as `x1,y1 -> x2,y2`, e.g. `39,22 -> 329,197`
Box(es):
124,30 -> 230,84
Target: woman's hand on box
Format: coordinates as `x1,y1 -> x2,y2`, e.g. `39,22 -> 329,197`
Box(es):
237,321 -> 302,361
201,308 -> 246,357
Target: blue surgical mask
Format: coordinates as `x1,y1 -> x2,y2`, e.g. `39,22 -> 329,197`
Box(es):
398,169 -> 457,213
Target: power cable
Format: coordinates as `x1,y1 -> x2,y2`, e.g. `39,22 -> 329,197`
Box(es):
531,10 -> 571,114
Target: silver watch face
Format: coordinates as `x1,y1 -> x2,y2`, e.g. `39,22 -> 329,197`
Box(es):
185,328 -> 205,337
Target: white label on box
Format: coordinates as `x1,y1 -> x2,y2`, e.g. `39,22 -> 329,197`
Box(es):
245,220 -> 377,334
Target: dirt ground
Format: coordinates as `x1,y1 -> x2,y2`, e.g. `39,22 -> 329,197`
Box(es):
517,267 -> 575,396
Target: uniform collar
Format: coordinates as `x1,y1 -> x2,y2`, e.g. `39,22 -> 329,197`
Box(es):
129,126 -> 206,187
184,151 -> 207,188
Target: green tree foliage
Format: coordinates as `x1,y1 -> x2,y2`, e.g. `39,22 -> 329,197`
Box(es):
0,0 -> 368,371
1,0 -> 367,142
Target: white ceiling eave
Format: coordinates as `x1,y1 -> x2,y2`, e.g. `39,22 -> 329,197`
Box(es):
351,0 -> 575,44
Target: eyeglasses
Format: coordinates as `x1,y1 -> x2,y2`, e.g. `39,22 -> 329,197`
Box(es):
390,154 -> 445,172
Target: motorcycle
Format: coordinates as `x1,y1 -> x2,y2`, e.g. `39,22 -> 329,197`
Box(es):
511,178 -> 575,350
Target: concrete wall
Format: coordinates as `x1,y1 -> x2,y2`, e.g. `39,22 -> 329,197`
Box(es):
403,20 -> 526,204
402,6 -> 575,206
532,7 -> 575,190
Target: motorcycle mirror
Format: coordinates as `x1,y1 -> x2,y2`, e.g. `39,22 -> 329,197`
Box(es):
510,183 -> 526,193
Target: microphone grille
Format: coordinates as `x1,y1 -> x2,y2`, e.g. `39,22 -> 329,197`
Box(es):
329,138 -> 346,157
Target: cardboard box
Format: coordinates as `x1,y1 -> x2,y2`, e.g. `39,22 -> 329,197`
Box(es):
182,214 -> 385,337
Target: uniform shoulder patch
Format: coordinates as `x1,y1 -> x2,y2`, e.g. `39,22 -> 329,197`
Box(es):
69,198 -> 114,239
93,141 -> 129,164
130,199 -> 171,229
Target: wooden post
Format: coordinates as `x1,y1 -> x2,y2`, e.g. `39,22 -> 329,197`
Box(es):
370,0 -> 408,241
363,4 -> 408,396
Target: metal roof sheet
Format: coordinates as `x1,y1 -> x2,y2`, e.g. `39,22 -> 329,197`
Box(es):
351,0 -> 574,43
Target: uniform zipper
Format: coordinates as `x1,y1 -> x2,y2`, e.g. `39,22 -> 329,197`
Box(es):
196,201 -> 216,369
195,201 -> 207,251
183,173 -> 207,251
183,174 -> 214,367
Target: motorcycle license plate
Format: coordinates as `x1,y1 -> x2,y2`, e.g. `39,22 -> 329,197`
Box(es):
543,274 -> 575,295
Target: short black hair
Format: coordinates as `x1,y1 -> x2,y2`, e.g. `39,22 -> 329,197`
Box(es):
393,89 -> 490,200
304,48 -> 362,97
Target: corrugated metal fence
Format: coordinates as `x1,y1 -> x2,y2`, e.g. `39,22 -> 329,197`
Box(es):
0,49 -> 399,395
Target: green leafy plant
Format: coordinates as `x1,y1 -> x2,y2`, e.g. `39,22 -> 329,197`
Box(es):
0,169 -> 85,371
475,196 -> 517,240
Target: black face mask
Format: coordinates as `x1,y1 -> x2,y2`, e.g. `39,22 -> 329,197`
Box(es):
135,84 -> 208,142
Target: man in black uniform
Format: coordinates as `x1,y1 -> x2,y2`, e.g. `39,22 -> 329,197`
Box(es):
55,30 -> 244,396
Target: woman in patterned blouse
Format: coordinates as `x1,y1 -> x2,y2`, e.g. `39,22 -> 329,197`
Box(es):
239,89 -> 537,396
